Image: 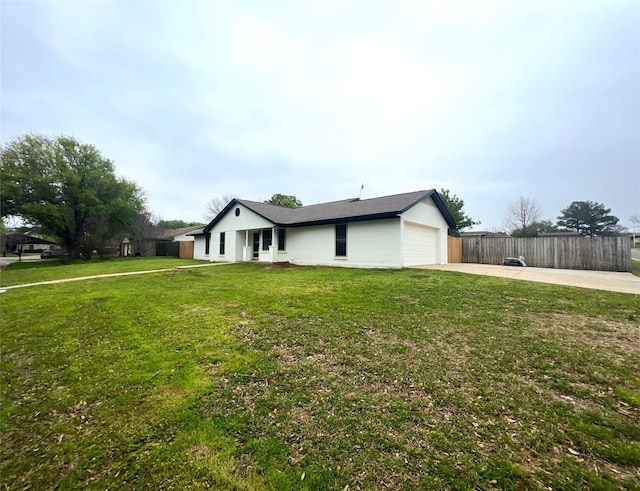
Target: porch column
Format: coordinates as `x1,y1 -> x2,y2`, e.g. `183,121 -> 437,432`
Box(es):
269,226 -> 277,262
242,230 -> 252,261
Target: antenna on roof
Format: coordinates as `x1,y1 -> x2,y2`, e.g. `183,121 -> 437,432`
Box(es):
358,183 -> 364,199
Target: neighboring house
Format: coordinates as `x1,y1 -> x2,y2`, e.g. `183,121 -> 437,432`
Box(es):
624,233 -> 640,246
2,233 -> 59,255
151,225 -> 202,257
151,226 -> 202,243
121,225 -> 202,257
192,190 -> 456,268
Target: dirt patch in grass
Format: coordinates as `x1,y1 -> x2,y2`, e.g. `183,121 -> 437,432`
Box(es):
188,443 -> 215,461
531,313 -> 640,358
215,301 -> 243,309
290,407 -> 313,425
263,262 -> 301,269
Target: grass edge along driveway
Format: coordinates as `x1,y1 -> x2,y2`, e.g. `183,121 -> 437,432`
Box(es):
1,262 -> 639,490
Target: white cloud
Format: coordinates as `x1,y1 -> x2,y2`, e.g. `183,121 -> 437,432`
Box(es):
1,0 -> 638,226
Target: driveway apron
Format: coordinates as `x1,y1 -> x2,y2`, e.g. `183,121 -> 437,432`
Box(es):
416,263 -> 640,295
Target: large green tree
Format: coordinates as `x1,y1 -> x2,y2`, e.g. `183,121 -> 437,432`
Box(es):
1,134 -> 145,259
556,201 -> 619,237
157,219 -> 202,229
438,188 -> 480,236
264,193 -> 303,208
528,220 -> 561,235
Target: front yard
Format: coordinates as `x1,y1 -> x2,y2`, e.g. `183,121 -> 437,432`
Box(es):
1,261 -> 638,489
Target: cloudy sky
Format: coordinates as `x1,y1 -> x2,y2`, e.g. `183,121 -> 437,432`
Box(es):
2,0 -> 639,231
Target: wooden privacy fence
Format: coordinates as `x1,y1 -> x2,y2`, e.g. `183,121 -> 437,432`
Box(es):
155,241 -> 180,257
461,236 -> 631,272
447,236 -> 462,263
179,241 -> 194,259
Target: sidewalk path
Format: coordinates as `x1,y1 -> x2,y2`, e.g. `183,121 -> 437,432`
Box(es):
0,263 -> 225,292
416,263 -> 640,295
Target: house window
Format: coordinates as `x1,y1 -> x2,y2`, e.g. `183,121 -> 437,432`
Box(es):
278,228 -> 286,251
219,232 -> 225,255
335,223 -> 347,257
205,233 -> 211,255
262,229 -> 272,251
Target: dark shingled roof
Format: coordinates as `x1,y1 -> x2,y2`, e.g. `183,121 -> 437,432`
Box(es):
200,190 -> 456,234
150,225 -> 204,240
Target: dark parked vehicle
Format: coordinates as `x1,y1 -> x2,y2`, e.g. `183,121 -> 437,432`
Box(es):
40,249 -> 67,259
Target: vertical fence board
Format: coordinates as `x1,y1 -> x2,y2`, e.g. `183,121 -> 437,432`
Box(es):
447,236 -> 462,263
179,241 -> 194,259
460,236 -> 630,272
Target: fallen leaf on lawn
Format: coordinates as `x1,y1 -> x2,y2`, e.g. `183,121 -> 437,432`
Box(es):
568,448 -> 579,455
301,472 -> 305,481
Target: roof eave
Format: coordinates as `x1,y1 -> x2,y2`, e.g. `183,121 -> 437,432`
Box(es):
286,212 -> 400,228
428,190 -> 458,229
397,189 -> 457,229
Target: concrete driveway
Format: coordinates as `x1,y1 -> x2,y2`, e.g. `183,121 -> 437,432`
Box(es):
416,263 -> 640,295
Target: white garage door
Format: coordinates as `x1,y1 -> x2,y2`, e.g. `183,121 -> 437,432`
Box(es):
403,222 -> 437,266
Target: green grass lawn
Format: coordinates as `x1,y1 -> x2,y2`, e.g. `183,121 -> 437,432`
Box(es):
0,256 -> 208,287
1,261 -> 639,490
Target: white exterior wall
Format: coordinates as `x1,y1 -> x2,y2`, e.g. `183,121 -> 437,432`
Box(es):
193,235 -> 207,260
214,204 -> 274,232
172,231 -> 196,242
211,230 -> 239,262
193,203 -> 274,261
400,198 -> 449,265
235,231 -> 245,261
287,219 -> 401,268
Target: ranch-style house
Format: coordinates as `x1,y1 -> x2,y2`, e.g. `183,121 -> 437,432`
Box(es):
191,189 -> 456,268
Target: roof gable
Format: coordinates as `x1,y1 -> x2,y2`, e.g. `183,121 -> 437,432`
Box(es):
203,190 -> 457,233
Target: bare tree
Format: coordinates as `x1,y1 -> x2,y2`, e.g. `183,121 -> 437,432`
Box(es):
503,197 -> 542,237
204,193 -> 238,221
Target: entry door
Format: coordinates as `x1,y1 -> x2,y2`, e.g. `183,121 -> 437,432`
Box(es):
252,232 -> 260,259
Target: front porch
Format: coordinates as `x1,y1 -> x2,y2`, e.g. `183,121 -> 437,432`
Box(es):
238,227 -> 289,263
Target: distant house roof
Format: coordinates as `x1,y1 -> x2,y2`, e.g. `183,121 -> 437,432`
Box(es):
149,225 -> 203,241
2,234 -> 57,245
199,190 -> 457,234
